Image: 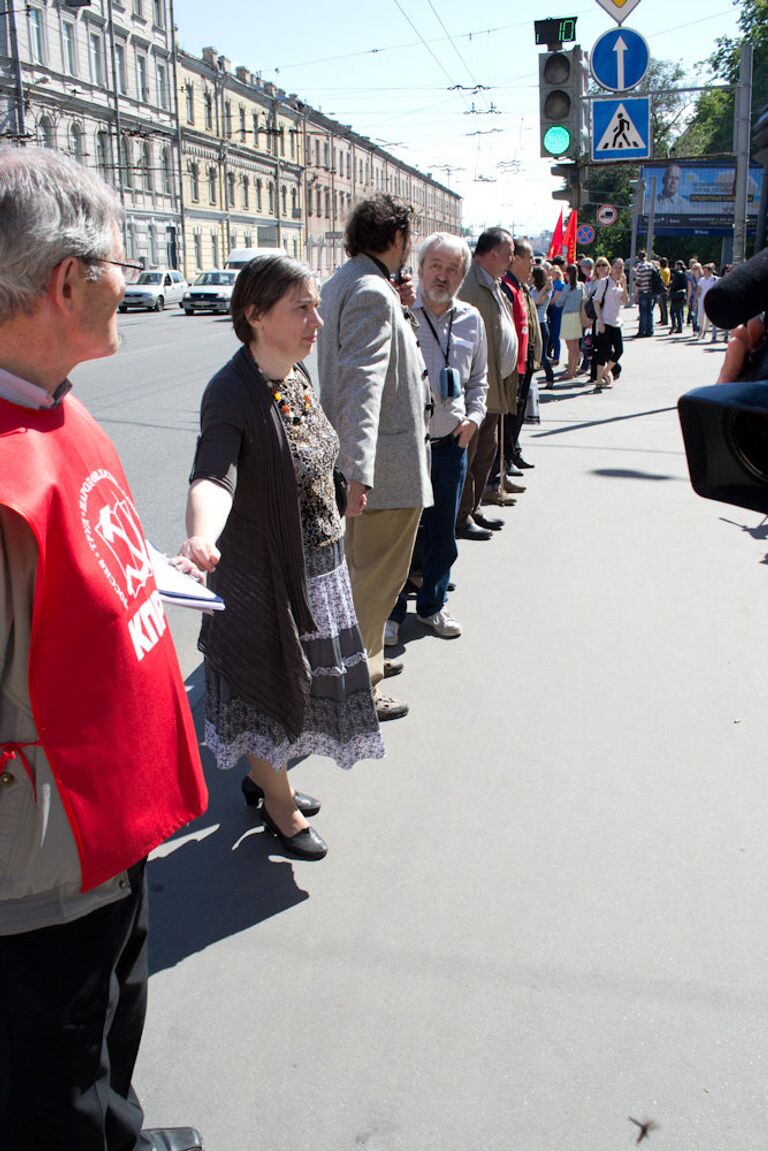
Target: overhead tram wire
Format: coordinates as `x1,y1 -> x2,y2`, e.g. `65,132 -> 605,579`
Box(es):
265,10 -> 595,77
390,0 -> 474,115
424,0 -> 493,114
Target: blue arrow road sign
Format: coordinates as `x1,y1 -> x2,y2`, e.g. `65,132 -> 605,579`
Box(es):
591,97 -> 651,162
590,27 -> 650,92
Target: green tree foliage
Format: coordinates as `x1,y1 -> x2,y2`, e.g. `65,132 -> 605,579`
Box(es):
676,0 -> 768,155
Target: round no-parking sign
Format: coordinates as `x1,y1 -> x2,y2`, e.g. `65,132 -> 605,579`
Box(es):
597,203 -> 618,226
576,224 -> 595,245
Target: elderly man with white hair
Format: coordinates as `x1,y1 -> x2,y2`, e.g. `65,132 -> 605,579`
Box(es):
0,146 -> 207,1151
385,232 -> 487,642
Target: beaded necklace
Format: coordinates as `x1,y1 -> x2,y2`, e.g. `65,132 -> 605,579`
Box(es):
269,373 -> 313,426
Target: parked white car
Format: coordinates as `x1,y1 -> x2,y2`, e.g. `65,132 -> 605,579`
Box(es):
119,269 -> 187,312
182,269 -> 238,315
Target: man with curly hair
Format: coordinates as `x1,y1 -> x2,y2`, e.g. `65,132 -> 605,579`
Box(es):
318,195 -> 433,721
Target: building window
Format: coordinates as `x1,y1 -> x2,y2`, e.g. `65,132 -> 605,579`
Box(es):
69,122 -> 84,161
189,161 -> 199,201
241,175 -> 249,210
138,142 -> 152,191
156,62 -> 168,109
323,141 -> 329,168
279,128 -> 285,157
149,224 -> 158,266
136,54 -> 148,101
256,178 -> 262,211
324,190 -> 330,219
226,171 -> 235,208
89,32 -> 104,86
211,231 -> 219,266
122,136 -> 133,188
126,222 -> 136,261
37,115 -> 54,149
208,166 -> 217,204
290,129 -> 296,161
62,21 -> 77,76
204,91 -> 213,131
133,0 -> 144,18
239,106 -> 246,142
185,83 -> 194,123
114,43 -> 127,94
252,113 -> 260,148
96,129 -> 111,181
152,0 -> 164,27
193,231 -> 203,269
223,101 -> 232,138
281,185 -> 287,216
268,182 -> 274,214
315,186 -> 321,215
243,230 -> 252,247
161,146 -> 172,195
346,153 -> 351,178
291,186 -> 298,216
315,139 -> 320,166
28,8 -> 44,65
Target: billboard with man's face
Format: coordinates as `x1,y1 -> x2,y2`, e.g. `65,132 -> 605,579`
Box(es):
638,161 -> 763,236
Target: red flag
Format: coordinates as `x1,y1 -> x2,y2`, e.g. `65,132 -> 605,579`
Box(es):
547,210 -> 564,260
563,210 -> 578,265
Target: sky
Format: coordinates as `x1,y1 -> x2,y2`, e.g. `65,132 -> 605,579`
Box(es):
172,0 -> 738,237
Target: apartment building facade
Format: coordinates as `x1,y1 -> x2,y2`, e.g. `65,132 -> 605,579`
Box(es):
302,110 -> 462,279
0,0 -> 183,267
1,5 -> 461,279
177,48 -> 303,277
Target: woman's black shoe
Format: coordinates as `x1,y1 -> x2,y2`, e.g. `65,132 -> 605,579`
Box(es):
259,805 -> 328,860
241,775 -> 321,817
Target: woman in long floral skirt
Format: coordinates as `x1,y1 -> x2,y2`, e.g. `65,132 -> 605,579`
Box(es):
180,254 -> 383,860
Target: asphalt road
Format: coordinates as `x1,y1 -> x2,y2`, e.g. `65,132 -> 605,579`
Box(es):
73,309 -> 768,1150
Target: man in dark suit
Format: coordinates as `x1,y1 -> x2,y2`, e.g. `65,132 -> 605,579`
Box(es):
456,228 -> 518,540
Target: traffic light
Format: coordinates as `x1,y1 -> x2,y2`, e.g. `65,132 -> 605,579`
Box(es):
550,163 -> 587,209
538,45 -> 587,160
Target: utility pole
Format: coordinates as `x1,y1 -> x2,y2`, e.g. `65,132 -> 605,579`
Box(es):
646,175 -> 657,258
105,0 -> 127,245
733,41 -> 754,262
6,1 -> 26,138
628,177 -> 644,298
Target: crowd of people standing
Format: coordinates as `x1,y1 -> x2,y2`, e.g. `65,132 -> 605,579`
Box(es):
0,135 -> 742,1151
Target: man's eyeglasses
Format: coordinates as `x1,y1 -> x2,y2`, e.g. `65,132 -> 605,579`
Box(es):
82,256 -> 145,283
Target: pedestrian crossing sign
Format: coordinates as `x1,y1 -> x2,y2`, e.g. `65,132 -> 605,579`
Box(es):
591,96 -> 650,161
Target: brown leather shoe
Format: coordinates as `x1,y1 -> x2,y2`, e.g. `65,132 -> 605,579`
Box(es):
375,694 -> 409,720
383,658 -> 404,678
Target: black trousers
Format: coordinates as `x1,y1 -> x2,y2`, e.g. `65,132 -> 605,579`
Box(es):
596,324 -> 623,367
0,861 -> 150,1151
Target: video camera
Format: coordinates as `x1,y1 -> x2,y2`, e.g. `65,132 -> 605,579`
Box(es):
678,248 -> 768,514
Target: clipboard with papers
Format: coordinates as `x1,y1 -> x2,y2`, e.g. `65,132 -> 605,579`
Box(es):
148,542 -> 225,611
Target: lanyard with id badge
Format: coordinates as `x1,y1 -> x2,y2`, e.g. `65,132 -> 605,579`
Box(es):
419,307 -> 461,400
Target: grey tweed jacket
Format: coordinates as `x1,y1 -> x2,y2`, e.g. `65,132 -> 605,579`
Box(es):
317,254 -> 433,511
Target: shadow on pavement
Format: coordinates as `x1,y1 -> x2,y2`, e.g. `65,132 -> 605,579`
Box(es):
147,668 -> 310,975
590,467 -> 684,482
720,515 -> 768,540
532,406 -> 678,437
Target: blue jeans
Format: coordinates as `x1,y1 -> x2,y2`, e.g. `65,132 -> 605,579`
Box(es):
638,292 -> 654,336
391,436 -> 467,623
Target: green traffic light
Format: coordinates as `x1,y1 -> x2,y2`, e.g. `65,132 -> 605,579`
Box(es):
543,125 -> 571,156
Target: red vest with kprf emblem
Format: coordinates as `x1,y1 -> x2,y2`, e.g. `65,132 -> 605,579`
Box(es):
0,393 -> 207,892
